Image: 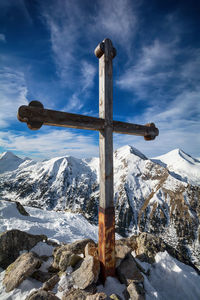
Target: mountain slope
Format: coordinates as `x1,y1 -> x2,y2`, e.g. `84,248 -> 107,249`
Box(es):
0,146 -> 199,268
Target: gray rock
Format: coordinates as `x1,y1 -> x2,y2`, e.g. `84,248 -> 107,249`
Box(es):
72,255 -> 100,289
42,274 -> 60,291
3,252 -> 42,292
116,254 -> 144,285
0,229 -> 47,269
86,293 -> 109,300
62,288 -> 89,300
31,270 -> 52,283
26,289 -> 60,300
126,235 -> 138,251
16,201 -> 30,216
68,239 -> 95,254
59,251 -> 82,271
115,240 -> 132,260
127,282 -> 145,300
136,232 -> 165,263
53,239 -> 94,270
136,232 -> 200,274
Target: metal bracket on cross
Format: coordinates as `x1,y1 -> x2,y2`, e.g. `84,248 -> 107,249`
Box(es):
18,38 -> 159,281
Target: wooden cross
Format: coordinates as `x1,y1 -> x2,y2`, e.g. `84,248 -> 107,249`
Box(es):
18,38 -> 158,280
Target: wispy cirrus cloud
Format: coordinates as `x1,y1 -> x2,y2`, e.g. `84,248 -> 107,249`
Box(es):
93,0 -> 138,49
117,39 -> 179,100
115,88 -> 200,158
0,129 -> 98,159
62,60 -> 96,113
0,68 -> 28,128
41,1 -> 92,84
63,93 -> 83,112
40,1 -> 97,113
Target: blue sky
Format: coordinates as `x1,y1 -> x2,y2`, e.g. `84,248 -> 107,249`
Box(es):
0,0 -> 200,160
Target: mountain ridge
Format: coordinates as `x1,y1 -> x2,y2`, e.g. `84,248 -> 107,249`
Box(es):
0,146 -> 199,269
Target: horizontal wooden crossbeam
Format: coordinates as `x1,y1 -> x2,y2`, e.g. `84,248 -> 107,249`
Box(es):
18,103 -> 159,140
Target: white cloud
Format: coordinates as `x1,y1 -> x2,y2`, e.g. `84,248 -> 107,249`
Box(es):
114,121 -> 200,159
80,61 -> 96,92
62,60 -> 96,113
93,0 -> 137,48
0,128 -> 99,160
41,0 -> 137,86
0,68 -> 28,128
0,34 -> 6,43
63,93 -> 83,112
117,39 -> 178,98
116,88 -> 200,158
41,1 -> 89,85
41,1 -> 97,114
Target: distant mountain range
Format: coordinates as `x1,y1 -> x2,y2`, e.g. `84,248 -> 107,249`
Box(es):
0,146 -> 199,269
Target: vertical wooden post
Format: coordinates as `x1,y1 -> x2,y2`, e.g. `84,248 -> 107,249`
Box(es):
95,38 -> 116,280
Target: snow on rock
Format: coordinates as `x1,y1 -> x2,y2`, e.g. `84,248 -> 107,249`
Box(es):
0,269 -> 42,300
30,242 -> 54,257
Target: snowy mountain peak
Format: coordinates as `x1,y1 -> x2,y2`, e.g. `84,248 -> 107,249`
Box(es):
0,151 -> 24,173
153,148 -> 200,186
115,145 -> 147,160
156,148 -> 199,165
0,151 -> 19,160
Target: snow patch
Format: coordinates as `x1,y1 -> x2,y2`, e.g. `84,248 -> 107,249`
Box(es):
144,251 -> 200,300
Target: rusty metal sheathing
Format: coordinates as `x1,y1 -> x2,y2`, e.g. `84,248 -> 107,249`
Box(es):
98,206 -> 115,281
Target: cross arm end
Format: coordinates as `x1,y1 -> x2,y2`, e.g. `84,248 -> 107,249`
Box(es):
144,123 -> 159,141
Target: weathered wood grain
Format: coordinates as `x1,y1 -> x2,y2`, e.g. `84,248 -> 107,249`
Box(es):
96,38 -> 116,279
18,105 -> 104,131
18,105 -> 158,139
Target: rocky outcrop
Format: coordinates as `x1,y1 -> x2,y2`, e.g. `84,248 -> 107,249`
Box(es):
42,274 -> 60,291
116,254 -> 144,285
0,229 -> 47,269
1,230 -> 199,299
86,293 -> 109,299
135,232 -> 200,274
3,252 -> 42,292
26,289 -> 60,300
16,201 -> 30,216
62,288 -> 90,300
72,255 -> 100,289
52,238 -> 93,271
127,282 -> 145,300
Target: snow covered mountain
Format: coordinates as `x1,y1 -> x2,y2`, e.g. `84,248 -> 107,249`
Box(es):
0,146 -> 199,268
0,151 -> 24,173
152,149 -> 200,186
